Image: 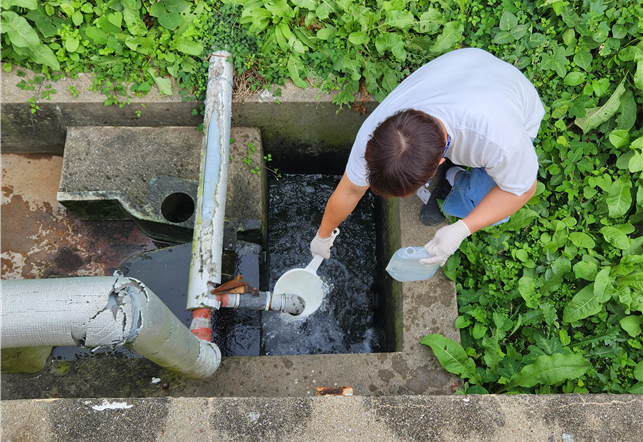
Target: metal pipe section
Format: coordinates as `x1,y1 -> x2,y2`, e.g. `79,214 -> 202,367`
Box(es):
187,51 -> 234,311
1,277 -> 221,379
215,292 -> 306,316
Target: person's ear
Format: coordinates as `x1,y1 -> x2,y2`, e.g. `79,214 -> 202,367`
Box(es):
439,158 -> 446,165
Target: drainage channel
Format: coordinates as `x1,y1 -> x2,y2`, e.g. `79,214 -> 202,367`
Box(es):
50,173 -> 386,360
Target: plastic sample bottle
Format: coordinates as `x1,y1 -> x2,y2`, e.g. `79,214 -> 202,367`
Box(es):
385,247 -> 440,282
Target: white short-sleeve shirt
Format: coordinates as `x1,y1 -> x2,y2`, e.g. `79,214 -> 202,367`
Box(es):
345,48 -> 545,196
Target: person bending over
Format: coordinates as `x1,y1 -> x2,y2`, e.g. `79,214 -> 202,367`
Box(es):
310,48 -> 544,266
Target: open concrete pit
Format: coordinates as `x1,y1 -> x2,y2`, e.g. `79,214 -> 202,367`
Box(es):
1,67 -> 641,441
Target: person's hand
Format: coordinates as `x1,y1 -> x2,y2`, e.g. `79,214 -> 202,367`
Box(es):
310,231 -> 336,259
420,220 -> 471,266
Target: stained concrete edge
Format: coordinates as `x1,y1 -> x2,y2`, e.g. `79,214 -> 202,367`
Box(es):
3,395 -> 642,442
1,66 -> 374,160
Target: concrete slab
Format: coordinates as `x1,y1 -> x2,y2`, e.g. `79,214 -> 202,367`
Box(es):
56,126 -> 265,244
57,126 -> 203,242
2,395 -> 642,442
1,154 -> 156,280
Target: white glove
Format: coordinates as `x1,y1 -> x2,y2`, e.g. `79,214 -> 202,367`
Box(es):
420,220 -> 471,267
310,231 -> 336,259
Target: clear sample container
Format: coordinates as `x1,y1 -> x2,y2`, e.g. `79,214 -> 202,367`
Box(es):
385,247 -> 439,282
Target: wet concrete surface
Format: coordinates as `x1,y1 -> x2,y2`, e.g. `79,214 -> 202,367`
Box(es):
1,154 -> 157,280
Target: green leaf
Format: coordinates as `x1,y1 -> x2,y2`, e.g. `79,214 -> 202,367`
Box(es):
97,15 -> 121,34
617,272 -> 643,291
575,78 -> 626,133
455,315 -> 471,329
503,208 -> 538,231
569,232 -> 595,249
606,175 -> 633,218
287,55 -> 308,89
430,21 -> 463,54
291,0 -> 317,9
529,33 -> 546,48
601,226 -> 631,249
107,11 -> 122,28
573,260 -> 598,281
4,0 -> 38,9
416,8 -> 445,34
620,316 -> 641,337
609,129 -> 630,149
264,0 -> 293,18
158,12 -> 181,30
634,361 -> 643,382
123,8 -> 147,37
563,283 -> 603,322
564,72 -> 585,86
26,7 -> 63,38
472,322 -> 487,339
316,27 -> 334,40
385,10 -> 414,31
164,0 -> 189,13
149,1 -> 166,17
152,76 -> 172,95
1,11 -> 40,48
629,151 -> 643,173
499,11 -> 518,31
505,353 -> 591,389
86,26 -> 108,44
374,32 -> 406,62
72,10 -> 83,26
171,37 -> 203,56
3,62 -> 11,72
519,276 -> 538,308
65,37 -> 79,53
31,42 -> 59,70
635,61 -> 643,91
348,31 -> 369,46
493,31 -> 513,45
421,334 -> 480,384
594,267 -> 613,303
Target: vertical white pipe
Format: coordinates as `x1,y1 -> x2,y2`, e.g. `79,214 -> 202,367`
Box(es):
187,51 -> 233,310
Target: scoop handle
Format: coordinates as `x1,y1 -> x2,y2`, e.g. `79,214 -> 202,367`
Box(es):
307,228 -> 340,273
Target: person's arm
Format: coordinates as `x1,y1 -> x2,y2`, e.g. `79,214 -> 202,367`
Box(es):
422,179 -> 537,266
310,173 -> 369,258
319,173 -> 369,237
463,179 -> 538,233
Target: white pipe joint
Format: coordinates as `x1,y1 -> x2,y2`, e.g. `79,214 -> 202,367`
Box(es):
1,277 -> 221,379
187,50 -> 234,310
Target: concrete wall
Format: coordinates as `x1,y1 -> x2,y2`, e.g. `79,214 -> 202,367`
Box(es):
1,67 -> 375,167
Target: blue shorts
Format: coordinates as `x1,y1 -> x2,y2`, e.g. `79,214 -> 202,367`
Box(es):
442,138 -> 535,226
442,168 -> 510,226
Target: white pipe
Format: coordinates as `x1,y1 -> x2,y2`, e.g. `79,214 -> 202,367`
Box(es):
1,276 -> 221,379
187,50 -> 233,310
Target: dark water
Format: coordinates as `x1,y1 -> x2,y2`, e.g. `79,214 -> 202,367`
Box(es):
52,174 -> 381,360
262,174 -> 380,355
52,242 -> 262,359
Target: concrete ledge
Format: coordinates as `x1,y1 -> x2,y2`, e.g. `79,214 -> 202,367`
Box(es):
3,395 -> 642,442
1,67 -> 201,154
1,67 -> 375,168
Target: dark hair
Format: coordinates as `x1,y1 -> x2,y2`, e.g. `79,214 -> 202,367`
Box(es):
364,109 -> 446,198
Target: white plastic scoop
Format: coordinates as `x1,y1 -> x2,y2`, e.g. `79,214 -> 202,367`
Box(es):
273,228 -> 340,317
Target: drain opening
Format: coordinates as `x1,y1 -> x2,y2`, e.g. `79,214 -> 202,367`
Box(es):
161,193 -> 195,223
